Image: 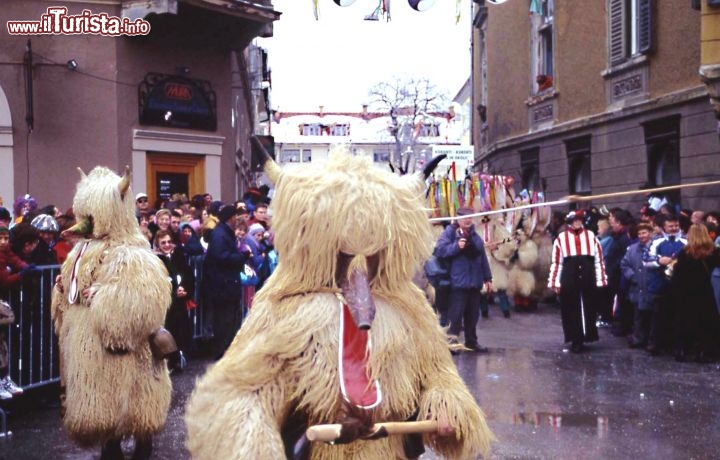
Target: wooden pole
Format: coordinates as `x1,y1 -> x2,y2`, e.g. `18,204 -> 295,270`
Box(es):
305,420 -> 439,443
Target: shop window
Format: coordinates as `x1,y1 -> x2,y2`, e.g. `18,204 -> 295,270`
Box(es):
643,116 -> 680,205
608,0 -> 652,66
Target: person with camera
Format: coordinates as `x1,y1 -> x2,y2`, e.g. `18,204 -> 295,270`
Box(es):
643,214 -> 686,356
434,207 -> 493,353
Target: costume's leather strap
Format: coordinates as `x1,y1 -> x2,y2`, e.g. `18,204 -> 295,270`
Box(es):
68,240 -> 90,304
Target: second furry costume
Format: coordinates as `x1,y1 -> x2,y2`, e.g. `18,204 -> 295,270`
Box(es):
51,166 -> 171,458
186,148 -> 493,459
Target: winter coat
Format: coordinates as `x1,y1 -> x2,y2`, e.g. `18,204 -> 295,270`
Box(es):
0,246 -> 28,290
434,224 -> 492,289
202,221 -> 247,297
621,241 -> 653,311
643,234 -> 686,295
669,248 -> 720,350
605,230 -> 631,291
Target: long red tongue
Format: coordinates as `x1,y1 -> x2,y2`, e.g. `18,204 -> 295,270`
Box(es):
341,304 -> 380,408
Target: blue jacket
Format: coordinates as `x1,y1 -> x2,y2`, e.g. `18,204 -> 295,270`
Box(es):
643,233 -> 686,295
433,224 -> 492,289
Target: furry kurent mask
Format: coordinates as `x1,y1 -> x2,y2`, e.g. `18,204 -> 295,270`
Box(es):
255,139 -> 438,329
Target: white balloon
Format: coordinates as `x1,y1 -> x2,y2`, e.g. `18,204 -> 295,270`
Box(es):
408,0 -> 436,12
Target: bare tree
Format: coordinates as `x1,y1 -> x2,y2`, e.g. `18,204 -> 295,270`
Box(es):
368,76 -> 449,173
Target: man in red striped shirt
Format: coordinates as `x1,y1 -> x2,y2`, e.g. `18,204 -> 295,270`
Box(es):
548,210 -> 608,353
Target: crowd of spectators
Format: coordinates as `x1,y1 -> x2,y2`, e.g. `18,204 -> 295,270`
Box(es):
0,186 -> 278,395
2,185 -> 719,402
561,199 -> 720,362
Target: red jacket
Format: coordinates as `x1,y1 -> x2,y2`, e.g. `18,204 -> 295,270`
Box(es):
0,246 -> 28,289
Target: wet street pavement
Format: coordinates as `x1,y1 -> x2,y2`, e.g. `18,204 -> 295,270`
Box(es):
2,302 -> 719,459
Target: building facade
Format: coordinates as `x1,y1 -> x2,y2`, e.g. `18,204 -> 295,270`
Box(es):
0,0 -> 278,213
472,0 -> 720,213
271,101 -> 471,175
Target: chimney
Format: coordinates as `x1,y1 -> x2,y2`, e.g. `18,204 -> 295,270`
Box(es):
319,105 -> 324,117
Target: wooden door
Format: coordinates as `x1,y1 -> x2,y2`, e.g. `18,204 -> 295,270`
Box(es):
146,153 -> 205,209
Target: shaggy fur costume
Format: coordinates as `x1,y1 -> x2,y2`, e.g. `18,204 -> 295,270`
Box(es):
480,216 -> 515,292
186,150 -> 493,459
51,166 -> 171,446
507,227 -> 539,298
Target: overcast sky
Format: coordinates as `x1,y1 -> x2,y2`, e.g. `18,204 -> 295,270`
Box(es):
257,0 -> 472,113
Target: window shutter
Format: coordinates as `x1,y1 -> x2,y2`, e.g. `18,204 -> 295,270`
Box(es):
608,0 -> 626,65
637,0 -> 652,54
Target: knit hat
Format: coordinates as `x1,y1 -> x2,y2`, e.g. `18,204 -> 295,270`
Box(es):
208,200 -> 224,217
0,225 -> 8,235
31,214 -> 59,233
218,205 -> 237,223
0,207 -> 10,222
248,223 -> 265,238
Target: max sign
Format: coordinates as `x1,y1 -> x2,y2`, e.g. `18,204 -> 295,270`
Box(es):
139,73 -> 217,131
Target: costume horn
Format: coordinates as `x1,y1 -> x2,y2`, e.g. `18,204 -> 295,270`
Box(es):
118,165 -> 131,199
422,153 -> 447,180
77,167 -> 87,179
251,135 -> 281,185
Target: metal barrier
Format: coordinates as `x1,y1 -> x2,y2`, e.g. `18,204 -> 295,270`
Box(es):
2,265 -> 62,391
1,255 -> 251,392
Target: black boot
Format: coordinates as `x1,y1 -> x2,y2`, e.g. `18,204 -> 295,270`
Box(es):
100,438 -> 124,460
131,436 -> 153,460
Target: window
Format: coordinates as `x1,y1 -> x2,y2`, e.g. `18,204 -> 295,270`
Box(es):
280,149 -> 300,163
373,150 -> 391,163
520,148 -> 540,191
300,124 -> 322,136
329,124 -> 350,136
565,136 -> 592,201
418,123 -> 440,137
643,116 -> 680,205
531,0 -> 554,93
608,0 -> 652,66
302,149 -> 312,162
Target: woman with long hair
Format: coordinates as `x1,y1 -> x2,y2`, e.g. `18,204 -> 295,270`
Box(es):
670,224 -> 720,362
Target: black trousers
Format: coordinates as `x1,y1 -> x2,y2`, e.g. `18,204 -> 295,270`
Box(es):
559,284 -> 600,344
631,307 -> 653,345
204,288 -> 242,359
448,287 -> 481,347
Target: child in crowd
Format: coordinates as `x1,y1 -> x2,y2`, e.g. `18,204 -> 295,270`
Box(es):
0,226 -> 27,399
